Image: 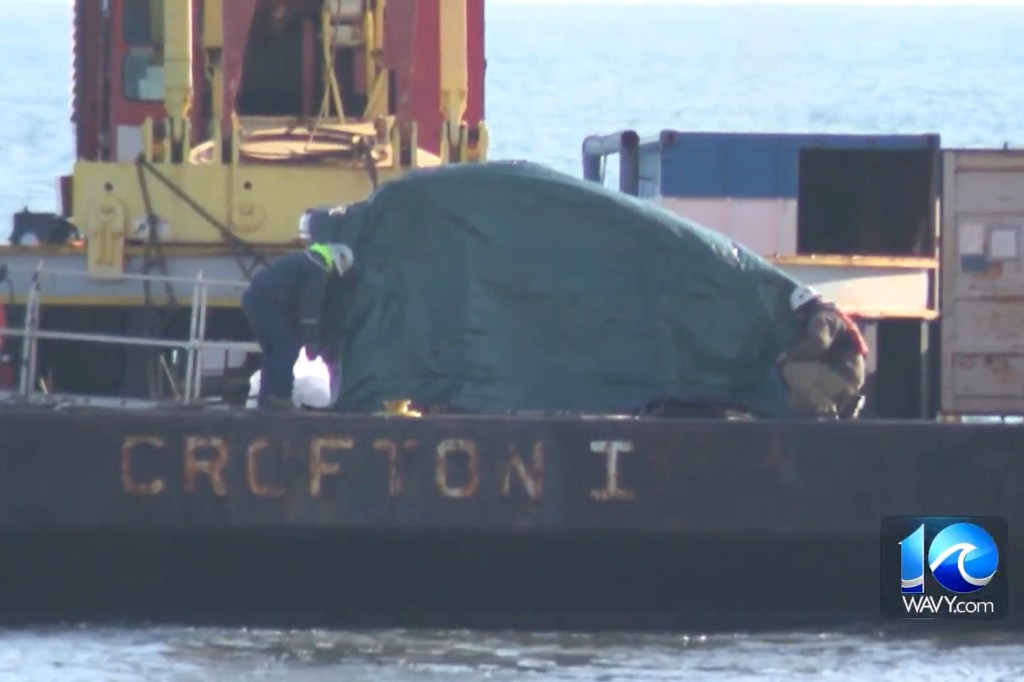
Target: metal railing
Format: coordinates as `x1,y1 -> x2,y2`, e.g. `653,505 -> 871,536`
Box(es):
2,260 -> 259,407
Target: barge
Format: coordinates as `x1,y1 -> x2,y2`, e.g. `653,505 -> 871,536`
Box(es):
1,0 -> 1023,631
1,408 -> 1022,630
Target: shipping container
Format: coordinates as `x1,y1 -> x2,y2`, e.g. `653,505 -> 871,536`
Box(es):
940,149 -> 1024,417
582,130 -> 945,420
642,131 -> 940,258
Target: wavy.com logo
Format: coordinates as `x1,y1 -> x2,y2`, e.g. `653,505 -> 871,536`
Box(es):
882,517 -> 1007,620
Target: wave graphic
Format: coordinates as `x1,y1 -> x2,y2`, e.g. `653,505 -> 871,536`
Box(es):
929,541 -> 997,594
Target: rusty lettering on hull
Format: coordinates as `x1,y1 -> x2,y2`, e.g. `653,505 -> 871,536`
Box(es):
1,410 -> 1023,535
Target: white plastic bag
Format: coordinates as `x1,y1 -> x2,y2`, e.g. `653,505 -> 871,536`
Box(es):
246,352 -> 333,409
292,353 -> 333,408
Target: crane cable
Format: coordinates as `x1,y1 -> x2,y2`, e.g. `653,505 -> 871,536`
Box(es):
133,155 -> 267,400
135,158 -> 180,399
135,155 -> 267,280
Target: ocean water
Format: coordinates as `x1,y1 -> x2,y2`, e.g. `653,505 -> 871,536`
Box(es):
2,627 -> 1024,682
5,0 -> 1024,226
3,0 -> 1024,679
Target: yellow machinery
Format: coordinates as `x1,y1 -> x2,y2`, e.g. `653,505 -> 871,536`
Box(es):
68,0 -> 488,279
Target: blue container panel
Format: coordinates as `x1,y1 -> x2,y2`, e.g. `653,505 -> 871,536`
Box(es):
656,132 -> 940,200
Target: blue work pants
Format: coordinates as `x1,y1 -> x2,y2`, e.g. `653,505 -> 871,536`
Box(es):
242,291 -> 300,403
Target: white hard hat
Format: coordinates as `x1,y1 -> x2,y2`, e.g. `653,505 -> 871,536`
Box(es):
298,204 -> 348,242
298,209 -> 314,241
328,243 -> 354,276
789,284 -> 821,311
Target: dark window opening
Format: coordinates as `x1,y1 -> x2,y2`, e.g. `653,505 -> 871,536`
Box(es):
121,0 -> 165,102
122,0 -> 163,45
236,0 -> 367,120
866,319 -> 937,420
236,2 -> 307,116
387,70 -> 397,116
335,48 -> 368,120
797,148 -> 937,257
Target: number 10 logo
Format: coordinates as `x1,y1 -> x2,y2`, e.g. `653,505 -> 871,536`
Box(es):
900,522 -> 999,594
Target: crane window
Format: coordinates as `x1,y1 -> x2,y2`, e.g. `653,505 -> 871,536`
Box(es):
122,0 -> 165,102
123,0 -> 164,45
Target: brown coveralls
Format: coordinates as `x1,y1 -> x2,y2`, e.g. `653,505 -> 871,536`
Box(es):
780,306 -> 866,418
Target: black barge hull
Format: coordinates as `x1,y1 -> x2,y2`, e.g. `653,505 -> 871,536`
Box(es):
0,408 -> 1020,631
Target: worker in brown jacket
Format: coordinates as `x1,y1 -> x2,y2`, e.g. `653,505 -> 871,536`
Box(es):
777,285 -> 868,419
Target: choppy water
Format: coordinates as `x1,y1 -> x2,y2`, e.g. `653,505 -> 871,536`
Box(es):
2,627 -> 1024,682
3,0 -> 1024,678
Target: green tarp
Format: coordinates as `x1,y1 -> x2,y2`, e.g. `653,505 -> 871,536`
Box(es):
318,161 -> 802,415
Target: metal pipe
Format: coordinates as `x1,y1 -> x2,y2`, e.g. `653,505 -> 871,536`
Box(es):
196,340 -> 260,351
1,264 -> 249,289
619,132 -> 640,197
1,328 -> 258,354
580,130 -> 641,195
183,272 -> 202,404
193,279 -> 211,401
26,261 -> 42,397
2,328 -> 202,350
18,263 -> 41,397
582,153 -> 602,184
581,130 -> 639,157
25,284 -> 40,397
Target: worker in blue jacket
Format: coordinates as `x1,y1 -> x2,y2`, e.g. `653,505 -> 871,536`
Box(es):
242,242 -> 354,410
